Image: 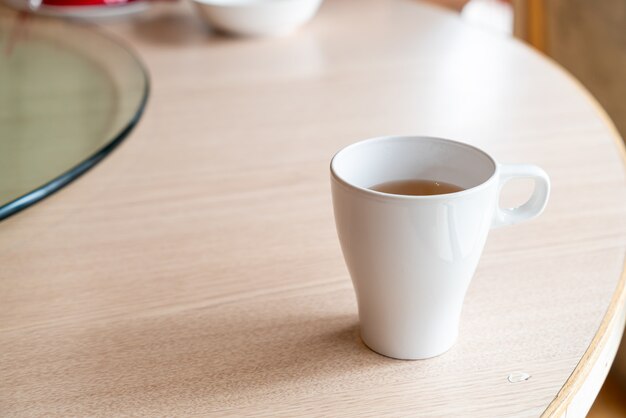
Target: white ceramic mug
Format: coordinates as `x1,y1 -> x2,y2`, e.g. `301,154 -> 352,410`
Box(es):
331,136 -> 550,360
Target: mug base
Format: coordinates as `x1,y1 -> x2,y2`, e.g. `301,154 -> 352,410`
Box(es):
360,331 -> 457,360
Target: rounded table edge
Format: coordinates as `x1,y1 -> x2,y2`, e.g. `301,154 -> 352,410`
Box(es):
540,57 -> 626,416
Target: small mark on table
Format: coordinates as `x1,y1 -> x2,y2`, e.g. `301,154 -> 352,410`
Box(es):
508,371 -> 531,383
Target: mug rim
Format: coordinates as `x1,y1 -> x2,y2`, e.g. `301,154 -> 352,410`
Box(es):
330,135 -> 499,200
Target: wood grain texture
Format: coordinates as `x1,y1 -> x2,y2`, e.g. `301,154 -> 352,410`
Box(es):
1,0 -> 626,416
545,0 -> 626,162
537,65 -> 626,418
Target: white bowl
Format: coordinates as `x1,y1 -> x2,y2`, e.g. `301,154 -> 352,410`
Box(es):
193,0 -> 323,37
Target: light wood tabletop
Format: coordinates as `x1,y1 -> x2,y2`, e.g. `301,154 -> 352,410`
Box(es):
2,0 -> 626,416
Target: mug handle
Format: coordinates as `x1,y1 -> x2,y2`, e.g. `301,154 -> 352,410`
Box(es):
492,163 -> 551,228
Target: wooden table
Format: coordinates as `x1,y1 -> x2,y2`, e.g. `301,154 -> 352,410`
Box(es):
2,0 -> 626,416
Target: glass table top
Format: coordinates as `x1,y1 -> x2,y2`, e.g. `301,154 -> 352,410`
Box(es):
0,7 -> 148,220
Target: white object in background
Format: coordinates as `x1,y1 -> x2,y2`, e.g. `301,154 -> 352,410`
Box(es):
462,0 -> 513,35
331,136 -> 550,360
192,0 -> 323,37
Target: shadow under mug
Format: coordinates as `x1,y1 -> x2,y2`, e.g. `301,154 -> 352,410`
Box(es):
330,136 -> 550,360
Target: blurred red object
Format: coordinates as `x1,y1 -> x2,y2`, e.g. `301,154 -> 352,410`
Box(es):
2,0 -> 151,18
41,0 -> 140,5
